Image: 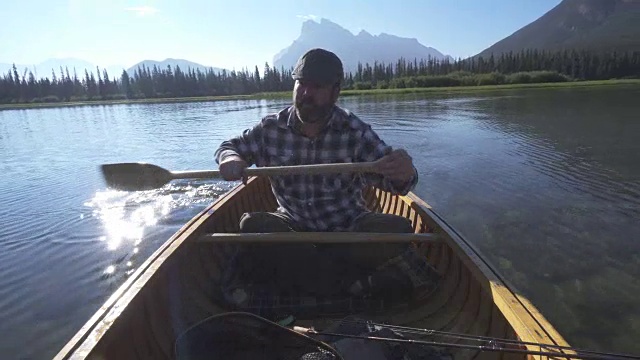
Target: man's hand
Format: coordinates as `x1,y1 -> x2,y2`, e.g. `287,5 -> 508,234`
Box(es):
373,149 -> 415,187
219,156 -> 248,182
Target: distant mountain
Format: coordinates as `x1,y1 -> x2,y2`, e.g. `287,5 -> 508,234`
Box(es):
478,0 -> 640,57
126,58 -> 226,75
273,18 -> 453,74
0,58 -> 126,80
0,58 -> 227,81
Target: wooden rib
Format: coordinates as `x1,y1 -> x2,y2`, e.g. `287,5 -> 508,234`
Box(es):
502,331 -> 526,360
142,290 -> 172,359
263,180 -> 279,210
486,304 -> 512,360
389,194 -> 398,215
155,284 -> 179,357
214,204 -> 230,233
395,197 -> 405,217
425,238 -> 443,266
128,317 -> 152,359
396,195 -> 405,217
433,244 -> 453,279
129,297 -> 161,360
256,179 -> 274,211
93,299 -> 140,359
374,189 -> 385,212
115,268 -> 174,359
434,281 -> 486,360
400,200 -> 410,222
389,194 -> 400,216
392,195 -> 402,215
362,188 -> 375,211
223,198 -> 238,232
230,193 -> 245,228
410,263 -> 471,331
384,250 -> 461,325
195,243 -> 223,287
450,287 -> 496,360
381,191 -> 393,214
408,207 -> 420,233
181,252 -> 223,320
441,278 -> 482,336
366,187 -> 382,212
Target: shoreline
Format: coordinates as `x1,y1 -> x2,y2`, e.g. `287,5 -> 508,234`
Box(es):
1,79 -> 638,111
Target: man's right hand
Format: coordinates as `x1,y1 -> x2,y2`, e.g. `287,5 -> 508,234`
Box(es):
219,156 -> 248,181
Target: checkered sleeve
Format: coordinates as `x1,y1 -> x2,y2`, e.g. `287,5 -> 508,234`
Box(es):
215,123 -> 263,166
357,124 -> 418,195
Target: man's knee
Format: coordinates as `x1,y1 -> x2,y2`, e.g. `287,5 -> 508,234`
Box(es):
353,213 -> 413,233
239,212 -> 293,233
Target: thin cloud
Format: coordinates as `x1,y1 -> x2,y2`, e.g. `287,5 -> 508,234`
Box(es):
296,14 -> 319,21
125,5 -> 160,17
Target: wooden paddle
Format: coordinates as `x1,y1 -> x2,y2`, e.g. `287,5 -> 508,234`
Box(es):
101,161 -> 379,191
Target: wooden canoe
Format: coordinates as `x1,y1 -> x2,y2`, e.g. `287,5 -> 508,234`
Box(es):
55,176 -> 571,360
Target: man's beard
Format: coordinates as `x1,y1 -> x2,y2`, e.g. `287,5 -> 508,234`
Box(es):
295,99 -> 333,124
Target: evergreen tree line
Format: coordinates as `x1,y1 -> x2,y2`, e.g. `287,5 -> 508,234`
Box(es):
1,49 -> 638,104
345,49 -> 640,90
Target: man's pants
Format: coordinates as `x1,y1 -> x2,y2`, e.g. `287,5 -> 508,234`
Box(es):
234,212 -> 413,295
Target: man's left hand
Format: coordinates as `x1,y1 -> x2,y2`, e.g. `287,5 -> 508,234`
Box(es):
373,149 -> 416,186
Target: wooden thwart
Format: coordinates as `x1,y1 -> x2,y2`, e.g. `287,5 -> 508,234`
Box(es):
196,232 -> 442,243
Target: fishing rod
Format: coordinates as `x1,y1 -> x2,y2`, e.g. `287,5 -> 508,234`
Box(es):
292,320 -> 640,360
174,312 -> 640,360
322,318 -> 639,360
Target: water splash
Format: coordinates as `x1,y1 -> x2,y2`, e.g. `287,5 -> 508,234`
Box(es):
83,179 -> 232,284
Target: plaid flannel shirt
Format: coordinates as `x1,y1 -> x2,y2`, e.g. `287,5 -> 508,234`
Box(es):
215,105 -> 418,231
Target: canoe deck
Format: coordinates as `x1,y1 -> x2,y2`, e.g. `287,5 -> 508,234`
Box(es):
55,176 -> 571,360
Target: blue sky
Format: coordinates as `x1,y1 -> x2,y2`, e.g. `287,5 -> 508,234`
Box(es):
1,0 -> 562,70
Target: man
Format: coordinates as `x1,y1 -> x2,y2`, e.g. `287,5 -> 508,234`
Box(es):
214,48 -> 420,299
215,48 -> 418,234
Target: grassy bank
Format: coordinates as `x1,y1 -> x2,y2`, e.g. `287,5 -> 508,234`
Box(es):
1,79 -> 638,111
340,78 -> 640,96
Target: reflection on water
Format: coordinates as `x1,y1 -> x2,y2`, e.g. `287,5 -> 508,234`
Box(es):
85,180 -> 233,277
0,86 -> 639,359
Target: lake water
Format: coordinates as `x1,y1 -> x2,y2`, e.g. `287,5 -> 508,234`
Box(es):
1,85 -> 639,359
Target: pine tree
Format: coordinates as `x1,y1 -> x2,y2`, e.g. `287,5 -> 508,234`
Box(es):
85,69 -> 97,99
120,70 -> 132,98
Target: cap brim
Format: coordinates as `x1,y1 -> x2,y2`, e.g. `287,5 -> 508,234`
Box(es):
292,74 -> 337,86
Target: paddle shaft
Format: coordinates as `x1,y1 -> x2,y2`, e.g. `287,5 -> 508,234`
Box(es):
170,162 -> 378,180
100,160 -> 385,191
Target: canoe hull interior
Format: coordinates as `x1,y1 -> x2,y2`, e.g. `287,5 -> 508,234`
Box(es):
55,176 -> 571,360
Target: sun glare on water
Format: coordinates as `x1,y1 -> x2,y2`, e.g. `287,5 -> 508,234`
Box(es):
83,180 -> 232,279
84,180 -> 231,278
86,189 -> 172,251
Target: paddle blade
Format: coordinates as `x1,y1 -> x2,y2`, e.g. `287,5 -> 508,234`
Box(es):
101,163 -> 173,191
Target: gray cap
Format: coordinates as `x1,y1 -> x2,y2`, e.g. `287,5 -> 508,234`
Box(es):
292,48 -> 343,85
